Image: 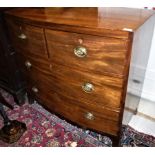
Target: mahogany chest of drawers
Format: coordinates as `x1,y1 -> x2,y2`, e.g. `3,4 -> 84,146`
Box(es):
4,8 -> 155,146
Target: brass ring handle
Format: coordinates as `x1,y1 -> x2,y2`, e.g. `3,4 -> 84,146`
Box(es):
18,33 -> 27,40
85,112 -> 94,120
25,61 -> 32,69
32,87 -> 38,93
82,82 -> 94,93
74,46 -> 87,58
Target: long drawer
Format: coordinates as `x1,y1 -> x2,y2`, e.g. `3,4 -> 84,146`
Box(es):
45,29 -> 128,77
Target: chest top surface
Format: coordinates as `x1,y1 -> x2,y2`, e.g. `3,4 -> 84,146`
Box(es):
5,7 -> 154,32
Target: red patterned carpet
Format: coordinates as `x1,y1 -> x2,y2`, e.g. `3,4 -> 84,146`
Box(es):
0,88 -> 155,147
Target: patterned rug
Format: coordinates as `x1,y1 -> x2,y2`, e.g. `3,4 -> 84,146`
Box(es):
0,89 -> 155,147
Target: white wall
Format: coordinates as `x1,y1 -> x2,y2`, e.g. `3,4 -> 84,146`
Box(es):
142,27 -> 155,101
127,12 -> 155,102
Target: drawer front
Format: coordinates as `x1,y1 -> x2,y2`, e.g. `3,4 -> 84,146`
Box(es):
6,18 -> 48,57
27,81 -> 120,136
45,29 -> 128,77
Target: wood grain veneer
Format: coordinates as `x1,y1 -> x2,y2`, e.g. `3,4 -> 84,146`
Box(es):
4,8 -> 154,38
45,29 -> 128,77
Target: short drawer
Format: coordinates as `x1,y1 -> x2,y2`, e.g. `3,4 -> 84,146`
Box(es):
27,81 -> 120,136
6,18 -> 48,57
45,29 -> 128,77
